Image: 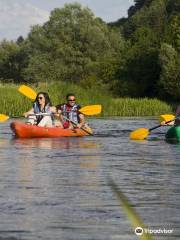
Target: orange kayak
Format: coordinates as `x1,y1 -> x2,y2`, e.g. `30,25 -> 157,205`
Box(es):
10,121 -> 92,138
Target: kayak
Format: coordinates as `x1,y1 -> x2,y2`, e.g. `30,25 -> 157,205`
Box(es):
10,121 -> 92,138
165,126 -> 180,142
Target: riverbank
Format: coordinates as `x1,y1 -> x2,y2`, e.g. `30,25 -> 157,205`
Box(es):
0,82 -> 173,117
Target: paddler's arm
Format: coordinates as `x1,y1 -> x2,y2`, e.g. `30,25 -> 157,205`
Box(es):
53,107 -> 64,128
50,106 -> 57,114
55,108 -> 64,121
76,113 -> 85,128
23,108 -> 34,118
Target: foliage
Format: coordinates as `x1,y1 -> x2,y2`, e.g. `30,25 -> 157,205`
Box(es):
113,27 -> 160,97
0,1 -> 179,101
0,40 -> 27,83
165,13 -> 180,51
109,0 -> 179,100
158,43 -> 180,100
22,3 -> 124,84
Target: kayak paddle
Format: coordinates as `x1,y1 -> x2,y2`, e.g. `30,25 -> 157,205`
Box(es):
130,117 -> 177,140
78,105 -> 102,115
0,113 -> 52,122
0,105 -> 102,123
18,85 -> 102,116
159,114 -> 175,123
0,114 -> 10,122
63,116 -> 93,136
18,85 -> 37,100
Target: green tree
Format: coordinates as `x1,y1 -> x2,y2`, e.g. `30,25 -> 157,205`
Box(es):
159,43 -> 180,100
113,27 -> 160,97
122,0 -> 167,39
0,40 -> 27,83
24,3 -> 124,84
165,13 -> 180,52
166,0 -> 180,16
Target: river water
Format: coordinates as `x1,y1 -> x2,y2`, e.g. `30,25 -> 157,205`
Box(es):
0,118 -> 179,240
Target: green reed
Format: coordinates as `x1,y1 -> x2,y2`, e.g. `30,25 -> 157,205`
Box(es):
0,82 -> 173,117
0,84 -> 31,116
102,98 -> 173,117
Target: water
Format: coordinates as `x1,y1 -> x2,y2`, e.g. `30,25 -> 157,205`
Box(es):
0,118 -> 179,240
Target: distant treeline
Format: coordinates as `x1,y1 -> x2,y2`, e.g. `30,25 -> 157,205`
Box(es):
0,0 -> 179,101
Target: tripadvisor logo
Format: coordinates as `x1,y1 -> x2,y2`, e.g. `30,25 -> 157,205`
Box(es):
135,227 -> 143,236
134,226 -> 173,236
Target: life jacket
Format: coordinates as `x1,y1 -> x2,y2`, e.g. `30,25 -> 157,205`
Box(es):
33,102 -> 52,124
60,103 -> 81,124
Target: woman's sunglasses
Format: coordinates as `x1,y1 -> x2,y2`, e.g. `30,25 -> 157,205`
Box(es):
38,97 -> 43,100
68,99 -> 75,102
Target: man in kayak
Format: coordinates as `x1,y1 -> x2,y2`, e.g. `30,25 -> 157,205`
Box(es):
24,92 -> 56,127
56,93 -> 85,129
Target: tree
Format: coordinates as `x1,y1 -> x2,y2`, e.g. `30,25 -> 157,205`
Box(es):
159,43 -> 180,100
113,26 -> 160,97
166,0 -> 180,16
165,13 -> 180,52
24,3 -> 124,84
0,40 -> 27,82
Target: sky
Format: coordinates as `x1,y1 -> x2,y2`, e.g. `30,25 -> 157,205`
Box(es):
0,0 -> 134,41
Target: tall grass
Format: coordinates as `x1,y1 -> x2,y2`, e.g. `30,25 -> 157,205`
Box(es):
0,84 -> 31,116
0,82 -> 173,117
103,98 -> 173,117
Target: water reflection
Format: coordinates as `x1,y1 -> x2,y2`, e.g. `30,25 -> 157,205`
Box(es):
11,137 -> 99,150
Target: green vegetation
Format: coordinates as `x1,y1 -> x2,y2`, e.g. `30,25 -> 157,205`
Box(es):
109,0 -> 180,101
0,1 -> 179,113
0,83 -> 172,117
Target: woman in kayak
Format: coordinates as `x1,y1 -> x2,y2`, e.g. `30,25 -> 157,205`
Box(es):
24,92 -> 56,127
56,93 -> 85,129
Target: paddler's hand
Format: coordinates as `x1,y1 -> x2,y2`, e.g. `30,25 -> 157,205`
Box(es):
23,112 -> 28,118
76,124 -> 83,129
161,121 -> 174,126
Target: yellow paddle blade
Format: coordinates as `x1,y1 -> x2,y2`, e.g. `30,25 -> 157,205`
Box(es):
18,85 -> 37,100
0,114 -> 9,122
79,105 -> 102,115
130,128 -> 149,140
159,114 -> 175,123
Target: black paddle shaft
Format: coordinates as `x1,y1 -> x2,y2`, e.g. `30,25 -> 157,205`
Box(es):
149,118 -> 177,132
63,116 -> 93,136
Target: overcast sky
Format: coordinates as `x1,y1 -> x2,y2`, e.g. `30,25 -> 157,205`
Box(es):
0,0 -> 134,41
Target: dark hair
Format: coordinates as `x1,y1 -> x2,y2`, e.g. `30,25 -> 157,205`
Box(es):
35,92 -> 52,106
66,93 -> 75,100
